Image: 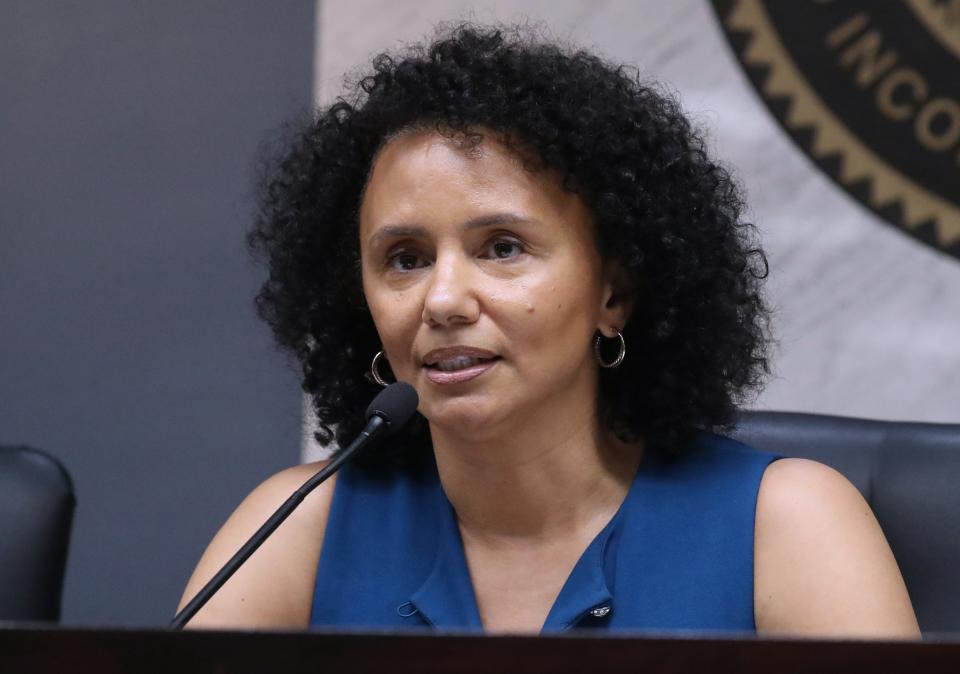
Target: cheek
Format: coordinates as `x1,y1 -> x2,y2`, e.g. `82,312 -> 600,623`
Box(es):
366,292 -> 420,369
502,276 -> 601,355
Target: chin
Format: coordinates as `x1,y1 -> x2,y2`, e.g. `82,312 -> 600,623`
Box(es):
422,395 -> 509,440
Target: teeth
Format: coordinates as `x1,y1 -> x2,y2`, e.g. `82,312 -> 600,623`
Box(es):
434,356 -> 487,372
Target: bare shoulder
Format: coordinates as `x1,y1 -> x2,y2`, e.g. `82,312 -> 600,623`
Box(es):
177,460 -> 337,629
754,457 -> 920,638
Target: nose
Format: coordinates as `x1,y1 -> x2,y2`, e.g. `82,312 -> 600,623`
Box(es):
421,249 -> 480,327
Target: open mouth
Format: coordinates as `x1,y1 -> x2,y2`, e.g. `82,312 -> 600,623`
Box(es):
423,355 -> 501,384
427,355 -> 500,372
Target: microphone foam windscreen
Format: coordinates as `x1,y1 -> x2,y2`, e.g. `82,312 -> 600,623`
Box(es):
365,382 -> 419,433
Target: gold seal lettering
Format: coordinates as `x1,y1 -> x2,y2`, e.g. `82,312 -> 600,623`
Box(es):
839,29 -> 900,88
825,12 -> 869,48
876,68 -> 929,121
915,97 -> 960,152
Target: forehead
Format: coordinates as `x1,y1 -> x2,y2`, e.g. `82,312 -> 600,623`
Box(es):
359,130 -> 590,238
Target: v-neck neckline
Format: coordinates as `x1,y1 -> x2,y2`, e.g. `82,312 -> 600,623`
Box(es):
408,451 -> 654,632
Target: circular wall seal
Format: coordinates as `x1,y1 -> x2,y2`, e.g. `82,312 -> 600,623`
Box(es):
710,0 -> 960,261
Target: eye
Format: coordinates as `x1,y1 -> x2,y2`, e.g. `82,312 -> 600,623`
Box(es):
483,237 -> 525,260
386,250 -> 428,272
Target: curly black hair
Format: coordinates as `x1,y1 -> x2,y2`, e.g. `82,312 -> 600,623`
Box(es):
248,23 -> 772,466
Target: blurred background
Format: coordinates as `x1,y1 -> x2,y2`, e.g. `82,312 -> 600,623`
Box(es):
2,0 -> 957,627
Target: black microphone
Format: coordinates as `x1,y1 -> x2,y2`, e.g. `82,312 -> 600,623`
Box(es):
170,382 -> 419,629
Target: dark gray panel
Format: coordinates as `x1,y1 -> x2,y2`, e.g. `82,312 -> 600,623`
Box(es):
0,1 -> 314,625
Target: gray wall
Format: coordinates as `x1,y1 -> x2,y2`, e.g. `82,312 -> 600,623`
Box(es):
1,1 -> 314,625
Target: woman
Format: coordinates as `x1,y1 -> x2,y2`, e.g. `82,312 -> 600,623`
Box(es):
179,24 -> 919,636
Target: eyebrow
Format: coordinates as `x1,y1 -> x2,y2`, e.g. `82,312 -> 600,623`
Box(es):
367,212 -> 540,247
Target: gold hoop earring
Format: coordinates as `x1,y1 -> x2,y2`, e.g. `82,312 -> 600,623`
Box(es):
371,351 -> 392,387
594,331 -> 626,368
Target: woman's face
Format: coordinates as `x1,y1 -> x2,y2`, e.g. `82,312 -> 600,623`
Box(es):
359,130 -> 626,440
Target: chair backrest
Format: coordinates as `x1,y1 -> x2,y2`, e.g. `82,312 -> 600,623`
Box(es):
0,445 -> 75,622
731,411 -> 960,635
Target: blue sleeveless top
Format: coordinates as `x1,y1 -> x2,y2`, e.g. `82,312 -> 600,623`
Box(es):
310,433 -> 779,633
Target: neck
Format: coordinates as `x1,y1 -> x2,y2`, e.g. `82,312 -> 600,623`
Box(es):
429,398 -> 643,543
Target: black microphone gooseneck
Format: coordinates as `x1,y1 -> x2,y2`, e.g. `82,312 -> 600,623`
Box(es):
170,382 -> 419,629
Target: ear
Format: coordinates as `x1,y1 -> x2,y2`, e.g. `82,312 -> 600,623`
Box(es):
598,260 -> 637,337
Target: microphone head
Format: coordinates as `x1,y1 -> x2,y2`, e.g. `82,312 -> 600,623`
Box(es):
365,382 -> 419,435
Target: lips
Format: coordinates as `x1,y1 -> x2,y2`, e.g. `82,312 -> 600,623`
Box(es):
422,346 -> 499,368
422,346 -> 500,384
432,355 -> 494,372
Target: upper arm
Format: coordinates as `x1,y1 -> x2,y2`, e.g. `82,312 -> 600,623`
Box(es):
754,458 -> 920,638
177,461 -> 336,630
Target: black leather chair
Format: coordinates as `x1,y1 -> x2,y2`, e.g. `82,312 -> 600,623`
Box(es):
0,445 -> 75,622
732,411 -> 960,635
